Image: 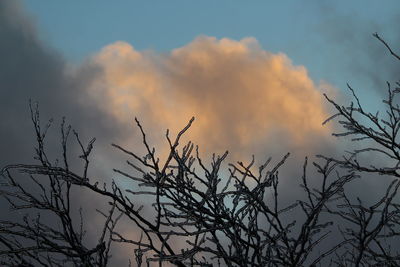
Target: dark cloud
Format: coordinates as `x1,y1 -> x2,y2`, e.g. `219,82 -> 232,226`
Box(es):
0,0 -> 126,167
0,1 -> 130,264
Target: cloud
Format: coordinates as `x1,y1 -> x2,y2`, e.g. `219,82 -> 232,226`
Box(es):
90,36 -> 333,161
82,35 -> 340,266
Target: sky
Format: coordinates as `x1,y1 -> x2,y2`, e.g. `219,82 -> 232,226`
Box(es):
1,1 -> 400,265
20,0 -> 399,88
11,0 -> 400,152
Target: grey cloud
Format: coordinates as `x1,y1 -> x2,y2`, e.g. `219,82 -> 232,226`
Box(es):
0,1 -> 129,264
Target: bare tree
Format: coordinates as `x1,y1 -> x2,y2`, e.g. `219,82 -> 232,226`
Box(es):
0,104 -> 118,266
1,33 -> 400,266
319,33 -> 400,266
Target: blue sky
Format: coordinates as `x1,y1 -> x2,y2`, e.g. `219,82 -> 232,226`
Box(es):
21,0 -> 399,90
3,0 -> 399,154
4,0 -> 396,160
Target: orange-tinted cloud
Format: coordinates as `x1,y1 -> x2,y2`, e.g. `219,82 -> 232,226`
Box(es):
89,36 -> 332,160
